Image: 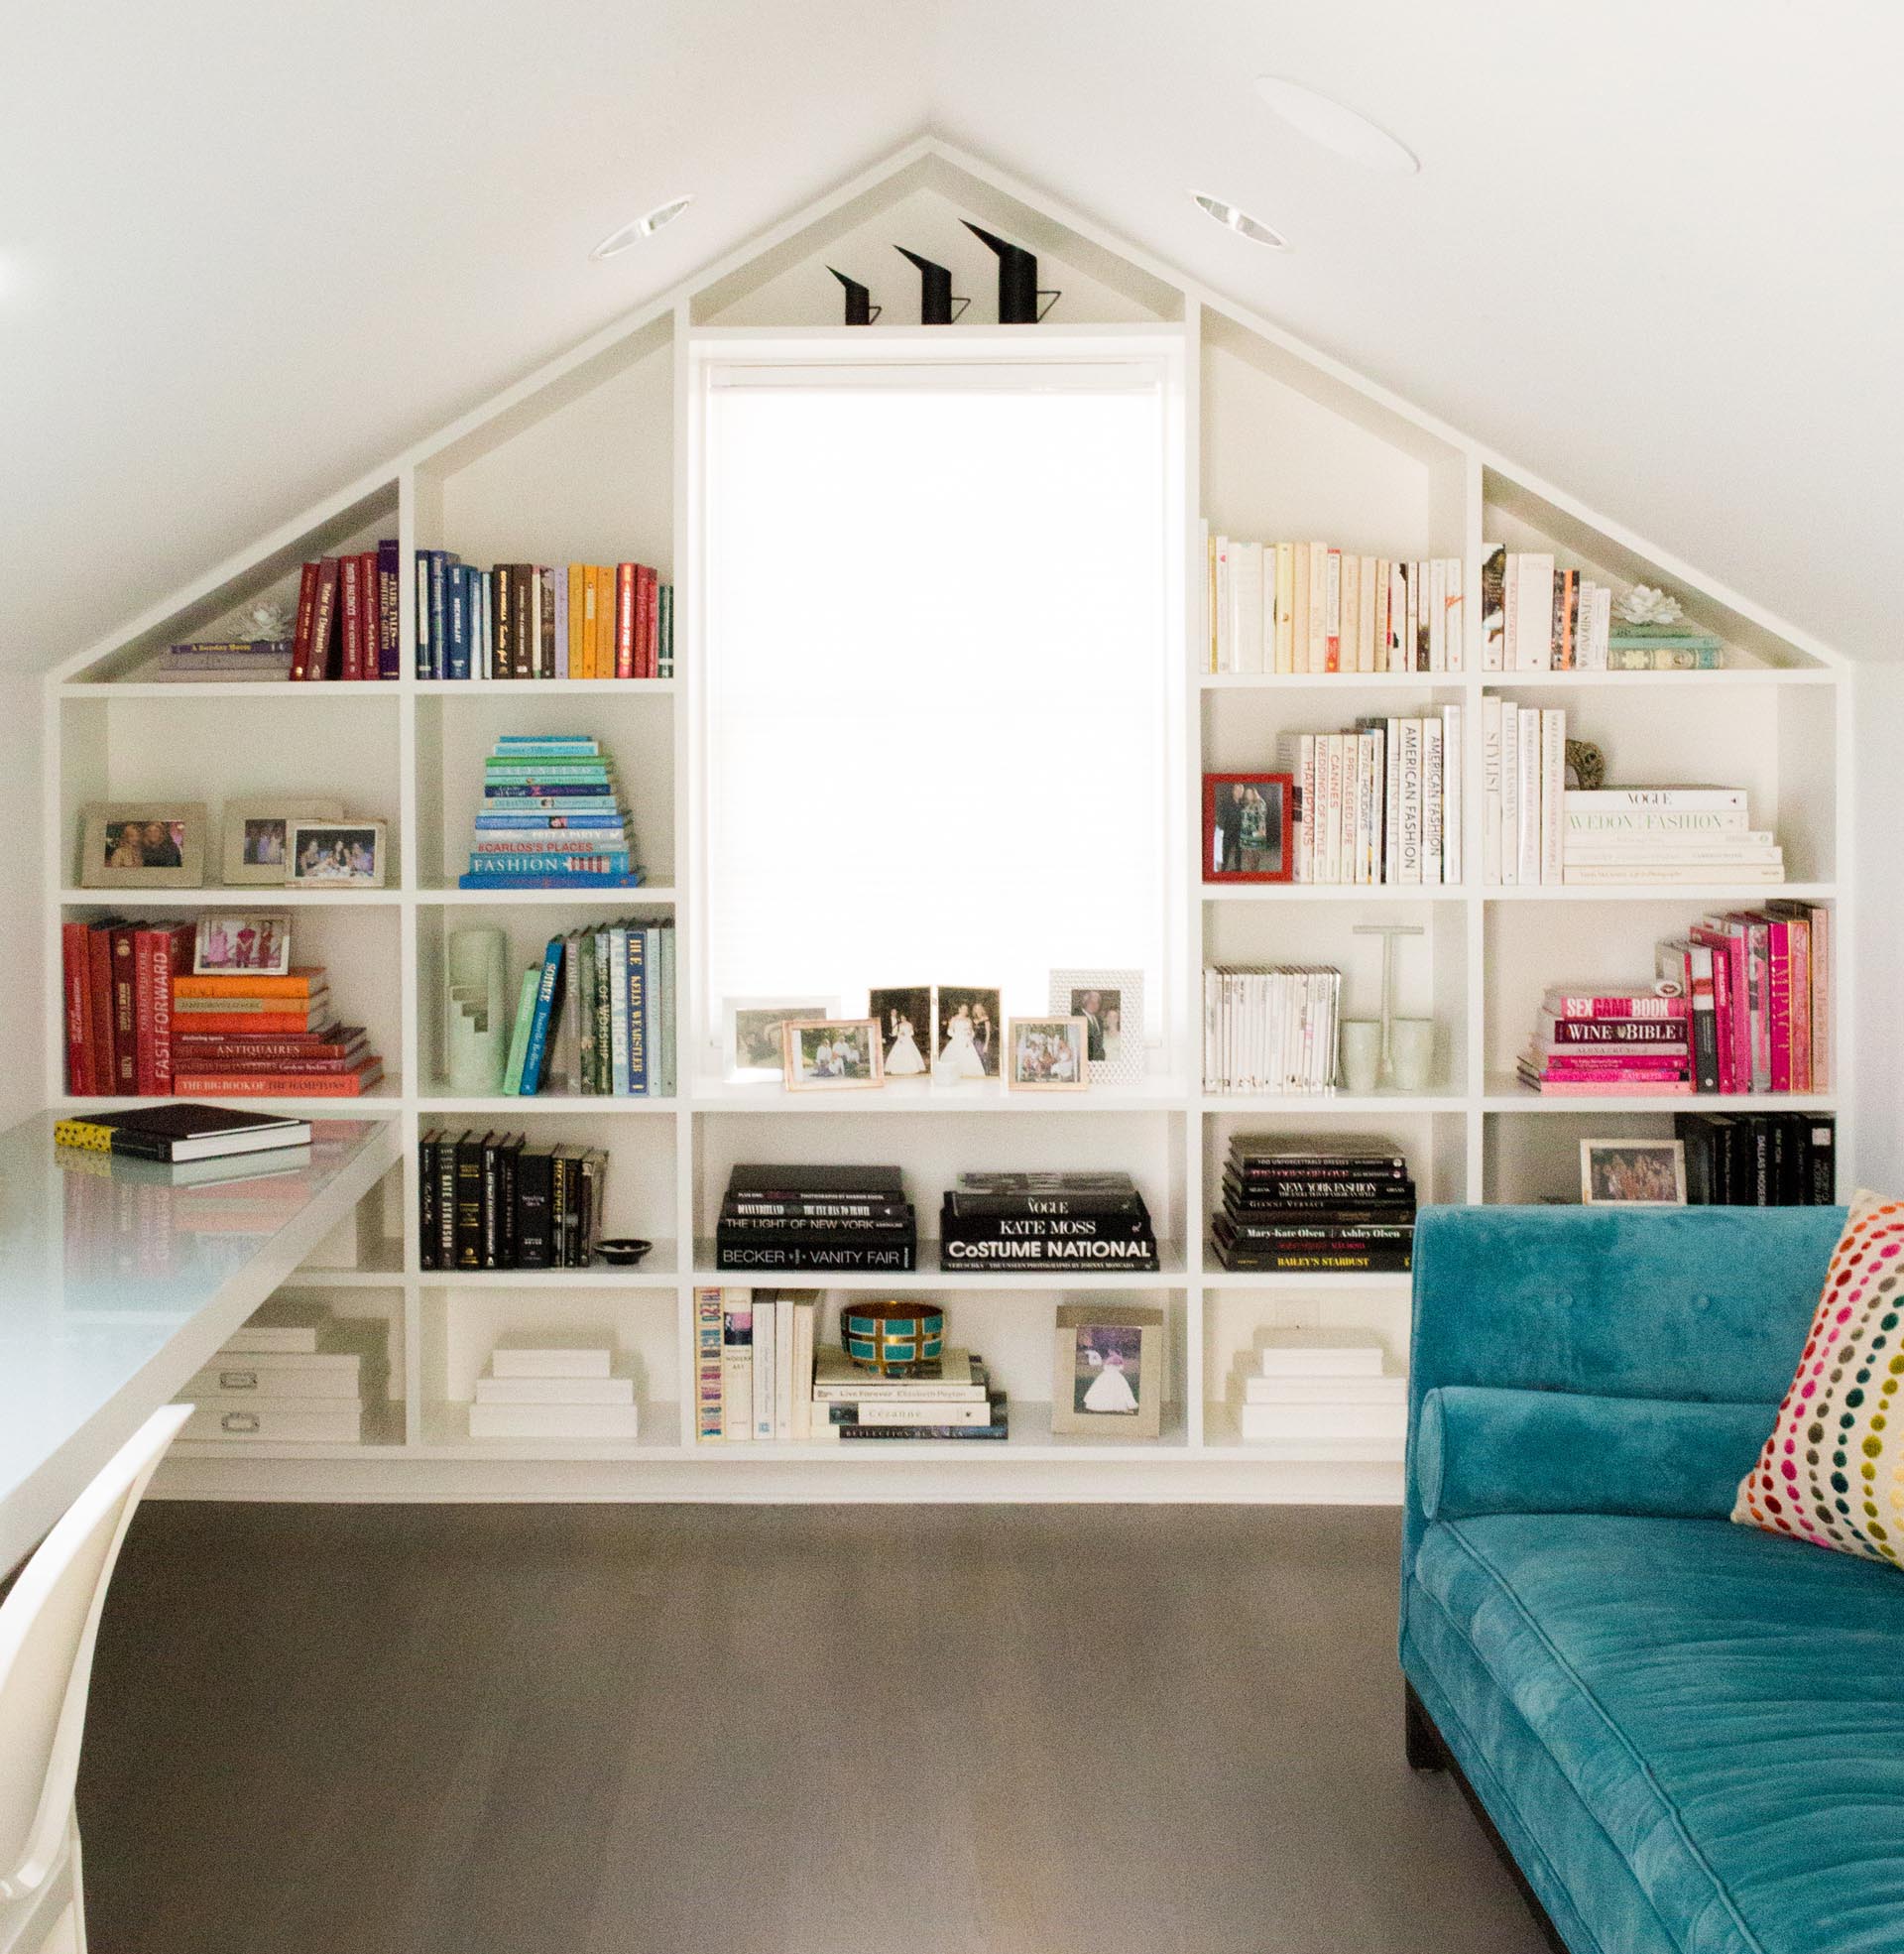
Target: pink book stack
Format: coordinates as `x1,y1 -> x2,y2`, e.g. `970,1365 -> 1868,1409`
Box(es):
1518,987 -> 1693,1096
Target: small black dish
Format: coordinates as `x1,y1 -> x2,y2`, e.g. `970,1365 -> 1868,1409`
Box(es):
595,1238 -> 653,1268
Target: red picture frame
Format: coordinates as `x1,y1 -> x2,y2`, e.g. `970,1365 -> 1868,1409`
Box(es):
1203,773 -> 1294,883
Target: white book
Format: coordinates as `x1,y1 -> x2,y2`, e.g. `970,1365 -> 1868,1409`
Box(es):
1590,583 -> 1612,669
1325,734 -> 1346,883
1514,552 -> 1556,670
1364,727 -> 1384,884
1358,554 -> 1378,672
184,1353 -> 364,1401
1563,841 -> 1782,865
1564,862 -> 1787,886
1213,537 -> 1233,672
752,1297 -> 775,1439
1498,700 -> 1520,885
790,1298 -> 817,1441
721,1321 -> 753,1443
182,1400 -> 365,1444
1539,708 -> 1567,886
1382,716 -> 1403,884
491,1345 -> 612,1379
1441,703 -> 1463,885
1480,694 -> 1501,886
474,1375 -> 634,1404
812,1397 -> 995,1427
774,1294 -> 795,1442
468,1403 -> 641,1440
1404,562 -> 1421,672
1296,734 -> 1316,882
1517,707 -> 1542,883
1274,544 -> 1296,673
1325,549 -> 1342,670
1565,789 -> 1750,812
220,1298 -> 332,1355
1387,562 -> 1406,672
1308,541 -> 1329,672
1340,552 -> 1361,677
1200,518 -> 1213,670
1359,733 -> 1378,885
1445,555 -> 1465,672
1420,714 -> 1443,887
1259,1334 -> 1387,1378
1244,1376 -> 1406,1406
1428,556 -> 1446,672
1233,541 -> 1264,673
1399,720 -> 1423,883
1503,552 -> 1519,670
1238,1403 -> 1407,1441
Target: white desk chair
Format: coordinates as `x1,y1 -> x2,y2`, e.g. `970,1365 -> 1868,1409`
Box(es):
0,1405 -> 190,1954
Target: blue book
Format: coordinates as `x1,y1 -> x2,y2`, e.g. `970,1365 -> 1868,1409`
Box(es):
467,850 -> 633,875
475,812 -> 626,827
427,550 -> 458,680
658,921 -> 675,1097
446,567 -> 470,680
518,938 -> 565,1094
456,871 -> 648,889
494,735 -> 600,752
625,929 -> 648,1095
483,782 -> 616,799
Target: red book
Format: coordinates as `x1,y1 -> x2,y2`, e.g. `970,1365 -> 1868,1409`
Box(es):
362,552 -> 381,678
289,560 -> 320,681
60,921 -> 91,1094
109,925 -> 139,1093
1762,912 -> 1791,1092
636,564 -> 656,678
307,557 -> 340,680
1778,910 -> 1812,1094
1699,921 -> 1750,1095
132,921 -> 194,1095
172,1060 -> 383,1098
86,921 -> 118,1095
615,563 -> 636,678
170,1010 -> 333,1037
339,554 -> 364,680
173,1035 -> 367,1061
181,1053 -> 367,1074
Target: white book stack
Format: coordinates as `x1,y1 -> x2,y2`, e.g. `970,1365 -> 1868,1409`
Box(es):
178,1297 -> 380,1443
469,1343 -> 638,1439
1274,708 -> 1462,886
1203,965 -> 1343,1095
1236,1334 -> 1406,1445
1560,788 -> 1784,886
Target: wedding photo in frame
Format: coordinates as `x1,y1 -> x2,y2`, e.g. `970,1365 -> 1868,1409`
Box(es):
1050,1302 -> 1165,1439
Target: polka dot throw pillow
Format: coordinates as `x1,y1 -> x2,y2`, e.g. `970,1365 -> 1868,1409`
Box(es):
1734,1189 -> 1904,1564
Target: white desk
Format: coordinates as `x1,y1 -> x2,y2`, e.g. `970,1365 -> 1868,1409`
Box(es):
0,1114 -> 400,1570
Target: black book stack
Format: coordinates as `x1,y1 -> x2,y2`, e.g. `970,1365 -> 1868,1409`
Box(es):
1676,1112 -> 1836,1206
939,1172 -> 1160,1272
1212,1137 -> 1415,1273
715,1164 -> 916,1273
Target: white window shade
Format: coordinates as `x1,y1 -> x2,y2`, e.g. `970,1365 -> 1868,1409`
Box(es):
699,350 -> 1177,1057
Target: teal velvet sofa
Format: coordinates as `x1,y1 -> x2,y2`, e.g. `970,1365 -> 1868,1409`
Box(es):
1401,1204 -> 1904,1954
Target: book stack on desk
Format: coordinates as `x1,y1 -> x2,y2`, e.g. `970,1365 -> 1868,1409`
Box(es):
468,1344 -> 639,1440
177,1297 -> 384,1443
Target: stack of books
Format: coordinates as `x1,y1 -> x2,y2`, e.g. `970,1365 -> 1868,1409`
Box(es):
469,1344 -> 639,1440
416,551 -> 672,679
1564,787 -> 1783,887
1202,965 -> 1343,1095
1278,709 -> 1462,885
1236,1334 -> 1405,1446
1212,1137 -> 1415,1272
128,638 -> 296,683
1606,620 -> 1724,671
697,1289 -> 819,1441
499,921 -> 675,1096
169,964 -> 384,1098
417,1132 -> 611,1269
1202,532 -> 1466,674
812,1345 -> 1006,1442
714,1164 -> 916,1273
1519,986 -> 1693,1096
938,1171 -> 1160,1273
460,734 -> 647,889
1676,1112 -> 1837,1204
177,1297 -> 386,1444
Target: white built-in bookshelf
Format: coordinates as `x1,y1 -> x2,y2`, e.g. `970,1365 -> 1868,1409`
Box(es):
43,140 -> 1852,1504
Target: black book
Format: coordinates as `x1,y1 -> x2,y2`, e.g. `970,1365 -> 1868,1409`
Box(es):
437,1133 -> 459,1270
481,1132 -> 503,1269
1224,1169 -> 1415,1206
1689,999 -> 1721,1094
516,1147 -> 554,1268
498,1135 -> 524,1267
1229,1139 -> 1407,1169
715,1238 -> 917,1273
727,1163 -> 906,1201
1747,1116 -> 1773,1206
725,1196 -> 911,1222
454,1132 -> 488,1269
1220,1196 -> 1414,1227
68,1102 -> 312,1163
941,1235 -> 1161,1271
1214,1242 -> 1412,1274
939,1204 -> 1153,1248
1675,1112 -> 1728,1206
1216,1216 -> 1414,1245
1809,1114 -> 1837,1205
719,1211 -> 915,1236
552,1145 -> 587,1268
418,1131 -> 440,1270
947,1171 -> 1143,1219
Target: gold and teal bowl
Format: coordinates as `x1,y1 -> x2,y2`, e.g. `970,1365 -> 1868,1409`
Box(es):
840,1302 -> 945,1376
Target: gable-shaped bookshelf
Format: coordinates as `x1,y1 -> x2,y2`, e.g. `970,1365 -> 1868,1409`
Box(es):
44,139 -> 1852,1505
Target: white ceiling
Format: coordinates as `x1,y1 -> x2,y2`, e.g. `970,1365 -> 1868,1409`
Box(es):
5,0 -> 1900,669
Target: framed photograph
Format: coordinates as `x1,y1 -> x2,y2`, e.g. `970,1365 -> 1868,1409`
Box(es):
933,985 -> 1002,1080
1007,1016 -> 1089,1091
1047,969 -> 1144,1084
1203,773 -> 1294,883
782,1019 -> 885,1092
78,801 -> 207,889
724,996 -> 836,1080
1579,1139 -> 1687,1206
1051,1303 -> 1165,1439
869,986 -> 932,1081
193,912 -> 292,977
221,798 -> 342,886
287,819 -> 387,888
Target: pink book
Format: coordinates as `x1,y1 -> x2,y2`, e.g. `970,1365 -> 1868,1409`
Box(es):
1690,924 -> 1740,1095
1536,1063 -> 1692,1082
1809,906 -> 1830,1091
1771,907 -> 1811,1094
1760,912 -> 1791,1093
1530,1079 -> 1695,1097
1543,989 -> 1688,1020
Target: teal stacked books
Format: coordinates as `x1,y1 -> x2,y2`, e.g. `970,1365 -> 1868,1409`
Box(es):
458,734 -> 646,889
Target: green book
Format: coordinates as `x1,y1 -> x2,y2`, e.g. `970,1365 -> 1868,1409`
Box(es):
500,966 -> 540,1095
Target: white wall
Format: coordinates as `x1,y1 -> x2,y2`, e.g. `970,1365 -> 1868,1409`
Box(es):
1855,665 -> 1904,1192
0,681 -> 41,1127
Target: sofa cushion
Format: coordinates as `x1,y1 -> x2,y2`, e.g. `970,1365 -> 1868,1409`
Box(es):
1733,1188 -> 1904,1566
1413,1512 -> 1904,1954
1418,1387 -> 1777,1524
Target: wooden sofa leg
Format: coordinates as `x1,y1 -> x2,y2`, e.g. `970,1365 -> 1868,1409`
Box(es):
1404,1681 -> 1447,1771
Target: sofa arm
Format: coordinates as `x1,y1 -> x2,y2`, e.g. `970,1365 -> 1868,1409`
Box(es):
1416,1386 -> 1777,1523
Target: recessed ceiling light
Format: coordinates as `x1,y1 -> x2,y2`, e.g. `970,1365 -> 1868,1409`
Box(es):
590,194 -> 693,261
1253,76 -> 1420,175
1190,192 -> 1288,250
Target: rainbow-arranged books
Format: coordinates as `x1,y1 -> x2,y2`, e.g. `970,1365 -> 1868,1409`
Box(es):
457,734 -> 647,889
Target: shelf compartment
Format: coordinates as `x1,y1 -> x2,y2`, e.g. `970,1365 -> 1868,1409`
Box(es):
687,1076 -> 1188,1113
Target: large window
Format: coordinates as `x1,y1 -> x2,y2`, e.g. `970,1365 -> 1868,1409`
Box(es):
697,338 -> 1181,1061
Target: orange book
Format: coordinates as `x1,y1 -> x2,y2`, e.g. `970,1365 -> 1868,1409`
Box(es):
567,563 -> 583,676
589,565 -> 608,677
172,967 -> 327,999
578,567 -> 597,677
